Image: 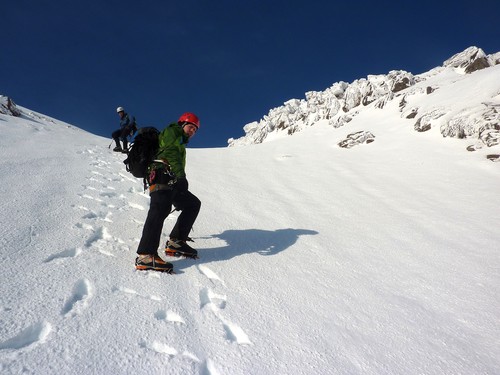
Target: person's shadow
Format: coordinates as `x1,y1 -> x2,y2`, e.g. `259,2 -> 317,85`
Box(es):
174,228 -> 318,273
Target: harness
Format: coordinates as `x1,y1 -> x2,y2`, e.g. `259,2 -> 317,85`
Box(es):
147,159 -> 177,193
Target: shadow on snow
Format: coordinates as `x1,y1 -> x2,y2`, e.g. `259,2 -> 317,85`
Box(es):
174,228 -> 318,273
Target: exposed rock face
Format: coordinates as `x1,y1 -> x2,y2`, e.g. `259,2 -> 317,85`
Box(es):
338,131 -> 375,148
479,126 -> 500,147
0,96 -> 21,116
414,109 -> 446,133
464,57 -> 491,74
486,154 -> 500,162
443,46 -> 495,73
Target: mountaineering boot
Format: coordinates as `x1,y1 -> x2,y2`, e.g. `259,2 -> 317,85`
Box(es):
165,239 -> 198,259
135,254 -> 174,273
122,141 -> 129,153
113,146 -> 123,152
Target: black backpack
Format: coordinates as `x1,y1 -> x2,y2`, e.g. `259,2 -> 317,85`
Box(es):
124,127 -> 159,179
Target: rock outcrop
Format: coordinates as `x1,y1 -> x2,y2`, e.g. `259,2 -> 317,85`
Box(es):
0,96 -> 21,117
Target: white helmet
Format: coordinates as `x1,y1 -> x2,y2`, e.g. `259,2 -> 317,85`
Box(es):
116,106 -> 125,113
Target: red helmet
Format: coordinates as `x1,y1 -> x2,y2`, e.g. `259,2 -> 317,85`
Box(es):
178,112 -> 200,128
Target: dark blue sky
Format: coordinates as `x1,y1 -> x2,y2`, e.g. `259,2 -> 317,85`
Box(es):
2,0 -> 499,148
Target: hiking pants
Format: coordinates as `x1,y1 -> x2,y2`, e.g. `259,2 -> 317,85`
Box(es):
137,189 -> 201,255
112,126 -> 133,147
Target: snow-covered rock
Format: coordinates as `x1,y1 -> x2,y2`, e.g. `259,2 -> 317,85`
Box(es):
337,131 -> 375,148
443,46 -> 494,73
0,95 -> 21,116
228,46 -> 500,155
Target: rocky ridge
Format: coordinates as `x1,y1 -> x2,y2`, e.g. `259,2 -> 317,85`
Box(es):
228,47 -> 500,161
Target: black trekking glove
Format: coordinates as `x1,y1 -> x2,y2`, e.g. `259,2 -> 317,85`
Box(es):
175,177 -> 188,192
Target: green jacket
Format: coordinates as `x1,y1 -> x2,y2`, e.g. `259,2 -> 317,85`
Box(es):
154,123 -> 190,178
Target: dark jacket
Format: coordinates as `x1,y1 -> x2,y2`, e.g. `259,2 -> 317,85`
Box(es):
120,113 -> 136,129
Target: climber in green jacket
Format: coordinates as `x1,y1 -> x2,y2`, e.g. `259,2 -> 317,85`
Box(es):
135,112 -> 201,273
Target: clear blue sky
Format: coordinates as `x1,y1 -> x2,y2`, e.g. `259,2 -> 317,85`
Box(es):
2,0 -> 499,148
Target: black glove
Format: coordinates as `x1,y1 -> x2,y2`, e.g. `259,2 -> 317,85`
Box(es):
175,177 -> 189,192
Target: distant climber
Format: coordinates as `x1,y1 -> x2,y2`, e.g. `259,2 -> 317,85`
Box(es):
112,106 -> 137,152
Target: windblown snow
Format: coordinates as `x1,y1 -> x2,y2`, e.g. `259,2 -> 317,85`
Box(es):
0,47 -> 499,375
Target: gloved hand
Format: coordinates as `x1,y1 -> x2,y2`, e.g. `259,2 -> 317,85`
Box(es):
175,177 -> 189,192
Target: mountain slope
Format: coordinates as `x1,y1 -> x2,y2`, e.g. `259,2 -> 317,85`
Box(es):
1,75 -> 500,373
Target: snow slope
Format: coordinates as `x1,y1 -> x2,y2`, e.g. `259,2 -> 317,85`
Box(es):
1,69 -> 500,374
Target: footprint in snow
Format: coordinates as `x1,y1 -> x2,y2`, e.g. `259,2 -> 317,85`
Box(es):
78,193 -> 103,202
90,160 -> 111,168
197,265 -> 225,286
154,309 -> 186,325
199,288 -> 252,346
75,222 -> 93,231
73,204 -> 90,212
221,319 -> 252,346
62,279 -> 92,317
44,247 -> 82,263
84,226 -> 112,248
90,170 -> 105,178
0,321 -> 52,351
139,340 -> 201,363
200,287 -> 227,310
128,186 -> 146,195
99,191 -> 117,199
113,286 -> 162,301
82,211 -> 99,220
139,340 -> 177,357
82,210 -> 113,222
203,359 -> 222,375
118,173 -> 137,183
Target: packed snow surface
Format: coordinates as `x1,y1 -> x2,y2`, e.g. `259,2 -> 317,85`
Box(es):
1,65 -> 500,374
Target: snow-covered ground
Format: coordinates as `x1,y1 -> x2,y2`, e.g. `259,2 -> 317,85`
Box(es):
1,65 -> 499,374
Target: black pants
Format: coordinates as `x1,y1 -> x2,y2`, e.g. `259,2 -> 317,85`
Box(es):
137,189 -> 201,255
112,126 -> 132,148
